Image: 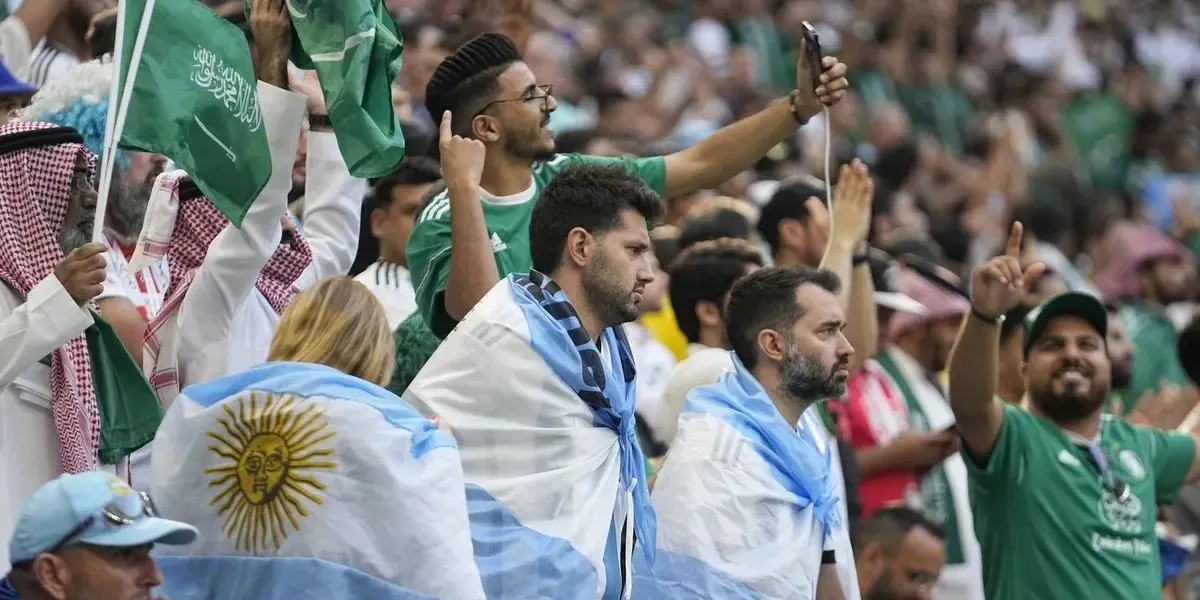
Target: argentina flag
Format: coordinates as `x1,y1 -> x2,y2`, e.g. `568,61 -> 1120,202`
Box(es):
149,362 -> 485,600
404,272 -> 655,600
634,357 -> 839,599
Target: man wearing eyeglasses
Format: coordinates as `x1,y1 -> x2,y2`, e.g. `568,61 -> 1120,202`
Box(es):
409,31 -> 850,341
946,223 -> 1200,600
4,472 -> 196,600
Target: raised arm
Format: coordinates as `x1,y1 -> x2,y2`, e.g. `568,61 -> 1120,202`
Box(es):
175,0 -> 305,353
290,71 -> 365,289
438,110 -> 499,324
949,222 -> 1043,459
816,160 -> 876,371
0,0 -> 66,77
662,47 -> 848,199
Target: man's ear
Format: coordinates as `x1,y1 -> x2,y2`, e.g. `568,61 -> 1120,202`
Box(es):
471,114 -> 502,144
31,553 -> 71,600
564,227 -> 595,269
756,328 -> 787,363
369,207 -> 388,239
696,301 -> 722,329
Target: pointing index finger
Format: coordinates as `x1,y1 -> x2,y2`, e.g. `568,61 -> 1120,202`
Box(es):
1005,221 -> 1024,258
439,111 -> 452,141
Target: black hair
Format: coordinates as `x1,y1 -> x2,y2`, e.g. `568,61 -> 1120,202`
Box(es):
370,157 -> 443,212
874,138 -> 920,191
678,208 -> 753,250
854,506 -> 945,553
725,267 -> 841,370
757,179 -> 826,254
87,9 -> 118,59
668,239 -> 765,344
424,33 -> 521,137
528,163 -> 664,275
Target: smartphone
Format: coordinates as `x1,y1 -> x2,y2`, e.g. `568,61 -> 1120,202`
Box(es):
800,22 -> 823,92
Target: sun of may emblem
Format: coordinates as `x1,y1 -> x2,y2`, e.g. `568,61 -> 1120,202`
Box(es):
206,392 -> 336,554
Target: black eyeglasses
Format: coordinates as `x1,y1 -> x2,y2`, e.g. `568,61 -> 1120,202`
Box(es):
47,491 -> 160,554
474,84 -> 554,117
1084,442 -> 1131,504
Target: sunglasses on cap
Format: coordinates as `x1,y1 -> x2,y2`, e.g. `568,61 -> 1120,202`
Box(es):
46,490 -> 160,554
1084,442 -> 1131,504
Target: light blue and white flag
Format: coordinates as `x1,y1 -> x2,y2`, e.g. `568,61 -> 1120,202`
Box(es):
633,356 -> 839,600
149,362 -> 485,600
404,271 -> 655,600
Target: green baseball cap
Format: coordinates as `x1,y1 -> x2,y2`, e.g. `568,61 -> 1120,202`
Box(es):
1023,292 -> 1108,356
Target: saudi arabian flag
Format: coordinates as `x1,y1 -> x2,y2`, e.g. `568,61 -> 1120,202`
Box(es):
114,0 -> 270,226
264,0 -> 406,178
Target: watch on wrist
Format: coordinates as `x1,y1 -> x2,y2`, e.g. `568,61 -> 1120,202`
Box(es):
787,90 -> 809,126
852,244 -> 871,267
308,113 -> 333,131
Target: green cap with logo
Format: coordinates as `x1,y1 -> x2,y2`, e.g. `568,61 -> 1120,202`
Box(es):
1023,291 -> 1109,356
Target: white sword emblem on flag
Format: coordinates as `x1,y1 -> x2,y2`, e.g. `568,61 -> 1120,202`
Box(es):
194,116 -> 237,162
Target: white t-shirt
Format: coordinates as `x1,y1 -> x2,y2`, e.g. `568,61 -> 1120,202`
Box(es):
354,260 -> 416,330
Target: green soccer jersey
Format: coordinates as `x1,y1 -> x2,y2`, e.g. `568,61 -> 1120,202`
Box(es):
406,153 -> 668,338
966,404 -> 1196,600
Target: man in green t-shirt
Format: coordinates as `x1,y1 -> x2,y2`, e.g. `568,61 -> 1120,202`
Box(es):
407,32 -> 850,338
947,223 -> 1200,600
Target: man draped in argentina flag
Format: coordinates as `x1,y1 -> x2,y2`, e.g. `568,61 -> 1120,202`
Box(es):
148,276 -> 484,599
635,267 -> 854,599
404,164 -> 663,599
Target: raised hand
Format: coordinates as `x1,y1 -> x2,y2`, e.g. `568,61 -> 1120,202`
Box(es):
249,0 -> 292,87
1128,381 -> 1199,430
794,45 -> 850,119
54,243 -> 107,306
289,70 -> 328,117
828,159 -> 873,249
970,222 -> 1045,319
439,111 -> 486,190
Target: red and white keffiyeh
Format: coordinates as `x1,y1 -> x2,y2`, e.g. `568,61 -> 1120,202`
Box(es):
138,170 -> 311,402
0,121 -> 100,474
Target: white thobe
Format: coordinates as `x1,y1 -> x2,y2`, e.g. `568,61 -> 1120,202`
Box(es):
169,89 -> 363,390
0,275 -> 93,566
354,260 -> 416,330
131,86 -> 364,489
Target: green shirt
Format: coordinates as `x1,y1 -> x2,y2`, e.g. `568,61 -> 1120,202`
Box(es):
406,153 -> 668,338
1121,303 -> 1189,413
966,404 -> 1195,600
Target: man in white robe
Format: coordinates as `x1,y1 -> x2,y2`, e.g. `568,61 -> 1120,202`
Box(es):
636,267 -> 853,599
405,163 -> 662,600
0,120 -> 109,566
126,8 -> 363,489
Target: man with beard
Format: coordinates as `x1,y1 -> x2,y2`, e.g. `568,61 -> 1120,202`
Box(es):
0,120 -> 110,563
635,266 -> 853,599
404,164 -> 661,599
947,222 -> 1200,600
854,507 -> 946,600
23,58 -> 168,363
409,32 -> 850,339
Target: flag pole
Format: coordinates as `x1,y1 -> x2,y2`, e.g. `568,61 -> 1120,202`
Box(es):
92,0 -> 158,244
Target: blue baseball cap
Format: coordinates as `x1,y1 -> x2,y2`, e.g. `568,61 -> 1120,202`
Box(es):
0,60 -> 35,97
9,472 -> 196,565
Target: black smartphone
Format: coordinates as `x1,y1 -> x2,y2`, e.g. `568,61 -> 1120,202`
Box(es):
800,22 -> 823,92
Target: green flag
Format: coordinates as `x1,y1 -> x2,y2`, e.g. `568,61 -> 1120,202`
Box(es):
86,310 -> 164,464
117,0 -> 271,226
271,0 -> 406,178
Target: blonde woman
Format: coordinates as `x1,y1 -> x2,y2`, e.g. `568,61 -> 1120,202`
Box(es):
149,276 -> 485,600
267,276 -> 396,385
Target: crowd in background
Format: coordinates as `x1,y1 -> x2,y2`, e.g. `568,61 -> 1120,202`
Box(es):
2,0 -> 1200,598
